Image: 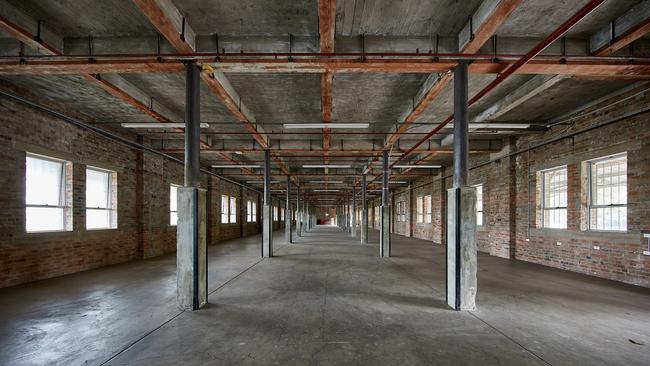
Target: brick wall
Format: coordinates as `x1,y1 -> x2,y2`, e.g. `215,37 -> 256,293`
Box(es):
380,86 -> 649,287
0,97 -> 268,288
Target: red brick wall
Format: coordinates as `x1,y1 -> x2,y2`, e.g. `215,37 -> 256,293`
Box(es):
0,97 -> 266,288
380,87 -> 649,287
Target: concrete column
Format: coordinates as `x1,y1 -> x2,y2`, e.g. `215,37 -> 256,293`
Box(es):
285,175 -> 292,243
361,174 -> 368,244
262,150 -> 273,257
177,63 -> 207,311
296,186 -> 302,237
380,150 -> 391,257
446,62 -> 477,311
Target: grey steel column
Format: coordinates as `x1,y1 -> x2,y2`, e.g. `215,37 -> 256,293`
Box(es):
380,149 -> 391,257
285,175 -> 292,243
361,174 -> 368,244
296,186 -> 302,237
453,61 -> 469,188
351,184 -> 357,237
177,62 -> 207,311
184,63 -> 200,187
446,61 -> 477,311
262,150 -> 273,257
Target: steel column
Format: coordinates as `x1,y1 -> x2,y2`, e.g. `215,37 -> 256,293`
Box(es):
380,149 -> 391,257
453,62 -> 469,188
184,63 -> 200,187
285,175 -> 292,243
361,174 -> 368,244
262,149 -> 273,257
351,184 -> 357,237
296,186 -> 301,237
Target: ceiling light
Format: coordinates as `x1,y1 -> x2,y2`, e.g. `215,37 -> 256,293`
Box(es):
310,181 -> 343,184
246,181 -> 281,184
394,165 -> 442,169
445,123 -> 530,129
313,189 -> 340,192
302,165 -> 351,169
390,181 -> 407,184
121,123 -> 209,128
212,164 -> 261,168
284,123 -> 370,129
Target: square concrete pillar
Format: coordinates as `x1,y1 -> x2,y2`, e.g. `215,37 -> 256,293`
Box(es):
380,205 -> 391,257
446,187 -> 477,311
262,204 -> 273,257
177,187 -> 207,311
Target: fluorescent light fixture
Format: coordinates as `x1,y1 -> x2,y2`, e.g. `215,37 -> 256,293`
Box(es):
309,181 -> 343,184
368,189 -> 383,192
445,123 -> 530,129
121,123 -> 209,128
316,198 -> 337,200
302,165 -> 351,169
284,123 -> 370,129
394,165 -> 442,169
212,164 -> 260,168
246,181 -> 281,184
390,181 -> 407,184
313,189 -> 340,192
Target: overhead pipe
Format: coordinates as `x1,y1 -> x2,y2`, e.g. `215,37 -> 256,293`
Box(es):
391,0 -> 606,168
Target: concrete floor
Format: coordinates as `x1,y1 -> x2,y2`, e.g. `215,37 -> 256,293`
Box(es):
1,227 -> 649,366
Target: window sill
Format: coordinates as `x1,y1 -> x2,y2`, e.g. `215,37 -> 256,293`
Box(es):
86,227 -> 118,231
26,229 -> 73,234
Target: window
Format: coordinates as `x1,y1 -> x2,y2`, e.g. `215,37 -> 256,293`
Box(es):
589,154 -> 627,231
424,195 -> 432,224
281,207 -> 285,221
273,206 -> 278,221
86,167 -> 117,229
416,196 -> 424,223
222,195 -> 237,224
230,196 -> 237,223
396,201 -> 406,222
247,200 -> 257,222
541,167 -> 567,229
25,153 -> 72,232
169,184 -> 179,226
473,184 -> 484,226
221,195 -> 229,223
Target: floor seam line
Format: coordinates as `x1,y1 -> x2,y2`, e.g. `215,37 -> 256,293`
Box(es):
388,257 -> 553,365
468,312 -> 554,366
99,247 -> 280,366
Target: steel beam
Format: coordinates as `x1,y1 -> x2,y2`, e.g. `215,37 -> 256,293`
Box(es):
361,174 -> 368,244
380,150 -> 391,257
262,149 -> 273,257
453,62 -> 469,188
285,175 -> 292,243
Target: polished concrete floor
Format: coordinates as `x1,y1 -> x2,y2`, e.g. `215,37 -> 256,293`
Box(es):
1,226 -> 649,365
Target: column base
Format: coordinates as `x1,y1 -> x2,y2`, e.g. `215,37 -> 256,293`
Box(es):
177,187 -> 207,311
446,187 -> 477,311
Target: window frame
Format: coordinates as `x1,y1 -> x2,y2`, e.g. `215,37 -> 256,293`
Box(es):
424,194 -> 433,224
273,206 -> 278,221
25,153 -> 72,233
540,166 -> 567,229
587,153 -> 627,232
229,196 -> 237,223
472,184 -> 484,227
221,195 -> 229,224
169,184 -> 180,226
416,196 -> 424,224
85,166 -> 117,230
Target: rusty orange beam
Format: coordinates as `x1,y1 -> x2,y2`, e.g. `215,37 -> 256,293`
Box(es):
318,0 -> 336,53
132,0 -> 194,53
385,0 -> 523,149
592,20 -> 650,56
2,57 -> 650,76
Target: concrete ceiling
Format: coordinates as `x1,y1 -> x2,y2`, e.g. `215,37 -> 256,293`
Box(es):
0,0 -> 646,192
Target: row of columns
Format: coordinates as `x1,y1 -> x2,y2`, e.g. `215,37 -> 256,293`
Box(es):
177,61 -> 476,312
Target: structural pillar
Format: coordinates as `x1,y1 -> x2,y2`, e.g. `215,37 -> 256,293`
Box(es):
262,150 -> 273,257
380,149 -> 391,257
361,174 -> 368,244
177,62 -> 207,311
446,62 -> 477,311
285,175 -> 292,243
351,185 -> 357,237
296,186 -> 302,237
